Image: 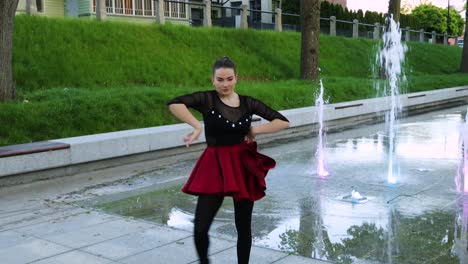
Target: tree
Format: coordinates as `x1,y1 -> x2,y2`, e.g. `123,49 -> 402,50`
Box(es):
388,0 -> 401,22
300,0 -> 320,81
412,4 -> 446,34
400,0 -> 412,15
460,6 -> 468,72
446,8 -> 465,36
282,0 -> 300,14
0,0 -> 19,101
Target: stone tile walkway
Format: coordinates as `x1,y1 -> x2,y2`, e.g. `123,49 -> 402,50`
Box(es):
0,170 -> 330,264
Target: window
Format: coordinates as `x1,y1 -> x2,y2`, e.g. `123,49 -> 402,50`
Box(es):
94,0 -> 152,16
36,0 -> 43,12
114,0 -> 124,14
231,1 -> 241,16
106,0 -> 113,13
249,0 -> 261,22
94,0 -> 115,13
164,0 -> 188,19
143,0 -> 152,16
275,0 -> 280,9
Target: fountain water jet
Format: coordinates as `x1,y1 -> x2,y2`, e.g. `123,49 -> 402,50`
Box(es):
375,16 -> 407,184
452,196 -> 468,263
316,80 -> 329,177
456,109 -> 468,193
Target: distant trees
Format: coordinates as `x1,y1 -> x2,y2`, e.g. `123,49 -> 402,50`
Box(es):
460,7 -> 468,72
446,8 -> 465,36
282,1 -> 462,36
412,4 -> 446,33
412,4 -> 464,36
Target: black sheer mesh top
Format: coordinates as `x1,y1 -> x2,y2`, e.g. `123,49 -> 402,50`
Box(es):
167,90 -> 289,146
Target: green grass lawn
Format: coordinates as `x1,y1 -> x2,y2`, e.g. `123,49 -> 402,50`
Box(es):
1,15 -> 467,146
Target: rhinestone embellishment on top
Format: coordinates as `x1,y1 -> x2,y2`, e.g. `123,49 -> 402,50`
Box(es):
210,109 -> 251,128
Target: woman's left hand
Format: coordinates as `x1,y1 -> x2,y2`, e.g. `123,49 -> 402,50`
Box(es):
245,127 -> 256,143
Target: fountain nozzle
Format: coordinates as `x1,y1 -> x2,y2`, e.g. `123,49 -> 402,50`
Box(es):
351,189 -> 368,204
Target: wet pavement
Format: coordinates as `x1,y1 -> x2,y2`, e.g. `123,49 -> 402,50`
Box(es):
83,106 -> 468,263
0,163 -> 327,264
2,105 -> 468,263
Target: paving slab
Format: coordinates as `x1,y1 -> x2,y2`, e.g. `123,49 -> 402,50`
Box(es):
31,250 -> 113,264
0,237 -> 72,264
0,230 -> 34,249
272,255 -> 334,264
81,226 -> 191,260
0,206 -> 86,232
120,236 -> 235,264
209,246 -> 289,264
44,218 -> 154,249
14,210 -> 118,237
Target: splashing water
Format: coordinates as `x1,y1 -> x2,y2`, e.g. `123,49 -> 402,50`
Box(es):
316,80 -> 329,177
375,16 -> 407,184
456,109 -> 468,193
452,196 -> 468,263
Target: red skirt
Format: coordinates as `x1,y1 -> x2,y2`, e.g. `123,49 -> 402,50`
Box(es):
182,141 -> 276,201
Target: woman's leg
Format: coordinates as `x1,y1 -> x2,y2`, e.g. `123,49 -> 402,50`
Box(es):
194,195 -> 224,264
234,198 -> 254,264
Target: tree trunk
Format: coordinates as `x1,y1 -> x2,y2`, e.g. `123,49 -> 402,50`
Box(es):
0,0 -> 19,101
388,0 -> 401,23
96,0 -> 107,21
300,0 -> 320,81
460,7 -> 468,72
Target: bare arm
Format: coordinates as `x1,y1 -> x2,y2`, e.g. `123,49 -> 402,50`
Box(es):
168,104 -> 203,146
246,119 -> 290,142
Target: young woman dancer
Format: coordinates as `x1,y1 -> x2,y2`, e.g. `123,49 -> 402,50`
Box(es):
167,57 -> 289,264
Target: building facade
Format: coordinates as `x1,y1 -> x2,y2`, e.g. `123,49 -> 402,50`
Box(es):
17,0 -> 280,26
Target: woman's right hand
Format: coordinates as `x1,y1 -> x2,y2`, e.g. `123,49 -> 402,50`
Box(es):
183,126 -> 202,147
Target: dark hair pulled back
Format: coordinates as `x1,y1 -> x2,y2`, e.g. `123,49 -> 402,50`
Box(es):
212,56 -> 237,76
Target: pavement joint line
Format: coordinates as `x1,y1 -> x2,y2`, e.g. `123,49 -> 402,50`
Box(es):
12,230 -> 79,251
0,234 -> 76,264
0,206 -> 84,232
25,248 -> 76,264
13,219 -> 158,262
269,253 -> 293,263
115,233 -> 194,262
53,247 -> 119,263
208,243 -> 237,255
441,195 -> 465,209
24,245 -> 127,264
0,205 -> 49,217
1,206 -> 86,227
0,207 -> 44,217
14,216 -> 122,239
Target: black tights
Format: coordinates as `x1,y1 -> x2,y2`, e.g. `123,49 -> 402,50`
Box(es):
194,195 -> 254,264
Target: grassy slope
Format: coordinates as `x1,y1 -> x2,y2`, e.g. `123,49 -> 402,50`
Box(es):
1,15 -> 467,146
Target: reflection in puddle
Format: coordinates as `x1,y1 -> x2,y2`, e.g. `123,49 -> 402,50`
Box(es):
93,107 -> 468,263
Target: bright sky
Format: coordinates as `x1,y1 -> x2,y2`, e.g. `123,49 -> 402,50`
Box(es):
347,0 -> 465,13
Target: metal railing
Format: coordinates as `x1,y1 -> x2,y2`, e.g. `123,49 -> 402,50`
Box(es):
91,0 -> 459,45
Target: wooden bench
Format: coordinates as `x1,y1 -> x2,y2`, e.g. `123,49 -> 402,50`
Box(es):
0,141 -> 70,158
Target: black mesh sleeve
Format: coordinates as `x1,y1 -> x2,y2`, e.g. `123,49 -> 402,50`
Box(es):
247,97 -> 289,122
167,91 -> 210,113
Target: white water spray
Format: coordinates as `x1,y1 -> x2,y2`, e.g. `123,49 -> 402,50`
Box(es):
375,16 -> 407,184
456,109 -> 468,193
452,196 -> 468,263
316,80 -> 329,177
